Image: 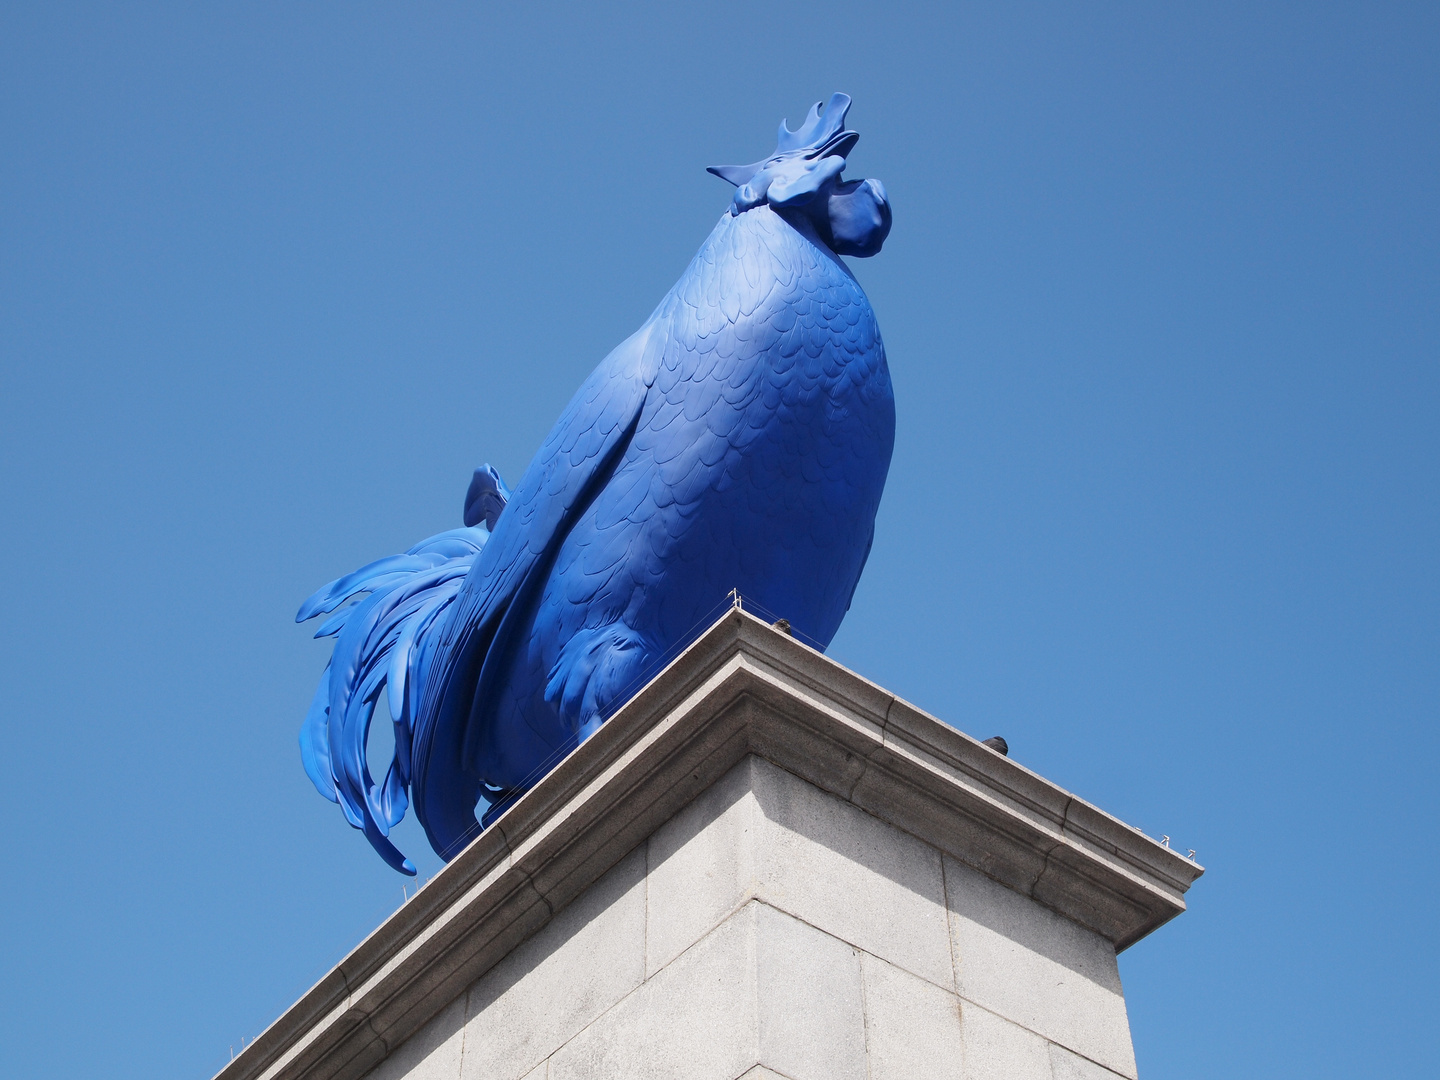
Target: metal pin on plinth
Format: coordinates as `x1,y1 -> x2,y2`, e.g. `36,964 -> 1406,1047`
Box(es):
1161,835 -> 1170,848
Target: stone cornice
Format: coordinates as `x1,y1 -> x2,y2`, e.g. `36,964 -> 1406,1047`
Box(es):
215,608 -> 1202,1080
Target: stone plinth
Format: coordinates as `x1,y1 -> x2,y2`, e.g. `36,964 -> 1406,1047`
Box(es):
216,609 -> 1202,1080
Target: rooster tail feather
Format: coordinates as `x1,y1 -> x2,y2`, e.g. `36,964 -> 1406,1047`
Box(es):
297,469 -> 509,874
300,664 -> 338,803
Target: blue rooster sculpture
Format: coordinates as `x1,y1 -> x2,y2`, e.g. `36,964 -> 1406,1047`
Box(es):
298,93 -> 895,873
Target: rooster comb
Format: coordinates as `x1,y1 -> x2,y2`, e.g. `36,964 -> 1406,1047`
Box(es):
776,92 -> 854,154
708,93 -> 859,191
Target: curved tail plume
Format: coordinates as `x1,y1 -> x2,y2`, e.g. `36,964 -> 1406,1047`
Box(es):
297,467 -> 510,873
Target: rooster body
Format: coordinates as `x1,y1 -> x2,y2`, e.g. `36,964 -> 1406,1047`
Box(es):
299,94 -> 894,871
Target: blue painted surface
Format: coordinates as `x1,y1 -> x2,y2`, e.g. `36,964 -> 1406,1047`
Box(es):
8,11 -> 1437,1077
297,96 -> 895,872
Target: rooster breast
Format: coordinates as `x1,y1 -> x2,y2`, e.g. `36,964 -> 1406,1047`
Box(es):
469,205 -> 895,790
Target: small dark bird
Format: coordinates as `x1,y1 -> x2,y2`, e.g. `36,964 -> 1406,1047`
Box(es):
982,736 -> 1009,756
771,618 -> 792,635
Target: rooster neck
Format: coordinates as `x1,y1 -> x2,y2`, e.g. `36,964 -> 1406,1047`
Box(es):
657,205 -> 867,337
709,205 -> 854,284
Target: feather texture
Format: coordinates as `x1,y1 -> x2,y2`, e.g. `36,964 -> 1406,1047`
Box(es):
297,525 -> 494,874
300,110 -> 893,872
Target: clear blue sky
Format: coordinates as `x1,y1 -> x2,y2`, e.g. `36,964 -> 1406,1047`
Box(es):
2,3 -> 1435,1077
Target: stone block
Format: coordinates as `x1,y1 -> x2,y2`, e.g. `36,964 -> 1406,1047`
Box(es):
750,758 -> 954,990
754,903 -> 866,1080
459,847 -> 646,1080
944,856 -> 1136,1078
647,756 -> 953,989
364,994 -> 467,1080
859,954 -> 964,1080
548,903 -> 759,1080
644,756 -> 760,976
1049,1044 -> 1132,1080
957,1003 -> 1053,1080
548,901 -> 865,1080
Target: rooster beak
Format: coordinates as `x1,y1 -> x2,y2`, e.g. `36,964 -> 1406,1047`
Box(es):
707,162 -> 761,187
710,129 -> 857,190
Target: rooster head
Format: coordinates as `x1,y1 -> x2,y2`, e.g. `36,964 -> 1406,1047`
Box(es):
708,92 -> 891,258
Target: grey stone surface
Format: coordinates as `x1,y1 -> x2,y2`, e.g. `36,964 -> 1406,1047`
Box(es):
217,611 -> 1198,1080
754,904 -> 866,1080
945,856 -> 1136,1078
363,995 -> 467,1080
751,758 -> 953,990
957,1003 -> 1054,1080
459,847 -> 646,1080
643,756 -> 760,976
646,756 -> 952,989
860,954 -> 964,1080
1049,1044 -> 1133,1080
549,903 -> 759,1080
548,901 -> 867,1080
